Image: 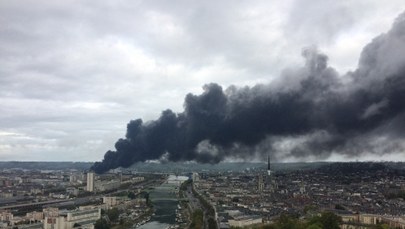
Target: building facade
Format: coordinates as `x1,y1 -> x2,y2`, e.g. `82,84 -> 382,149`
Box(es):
44,208 -> 101,229
86,172 -> 94,192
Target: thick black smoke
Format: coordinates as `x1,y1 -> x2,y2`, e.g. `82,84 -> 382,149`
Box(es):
92,12 -> 405,173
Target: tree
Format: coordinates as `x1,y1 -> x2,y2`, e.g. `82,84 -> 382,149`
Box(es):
306,212 -> 341,229
139,191 -> 150,204
276,214 -> 305,229
128,191 -> 136,199
306,223 -> 322,229
372,224 -> 391,229
94,218 -> 110,229
334,204 -> 345,210
190,209 -> 203,229
208,218 -> 217,229
107,208 -> 119,222
318,212 -> 341,229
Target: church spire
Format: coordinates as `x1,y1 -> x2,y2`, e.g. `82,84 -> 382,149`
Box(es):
267,153 -> 271,176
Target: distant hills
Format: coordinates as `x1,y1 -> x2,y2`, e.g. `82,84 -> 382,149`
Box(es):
0,161 -> 404,173
0,161 -> 93,171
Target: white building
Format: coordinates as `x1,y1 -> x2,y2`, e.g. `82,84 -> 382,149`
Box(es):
228,215 -> 262,227
86,172 -> 94,192
103,196 -> 118,208
94,180 -> 121,192
102,196 -> 128,209
44,208 -> 101,229
132,176 -> 144,182
192,173 -> 199,182
0,210 -> 13,221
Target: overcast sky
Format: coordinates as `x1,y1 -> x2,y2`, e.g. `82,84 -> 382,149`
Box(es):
0,0 -> 404,162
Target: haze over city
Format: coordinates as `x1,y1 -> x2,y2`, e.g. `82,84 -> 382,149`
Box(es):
1,1 -> 405,166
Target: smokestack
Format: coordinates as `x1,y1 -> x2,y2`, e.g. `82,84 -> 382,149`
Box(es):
92,12 -> 405,174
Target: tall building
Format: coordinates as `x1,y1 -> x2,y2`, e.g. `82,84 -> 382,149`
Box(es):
86,172 -> 94,192
258,174 -> 264,193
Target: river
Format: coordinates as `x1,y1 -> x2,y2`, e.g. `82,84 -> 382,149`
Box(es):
136,175 -> 188,229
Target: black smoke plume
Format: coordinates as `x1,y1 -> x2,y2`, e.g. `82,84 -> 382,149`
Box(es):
92,12 -> 405,173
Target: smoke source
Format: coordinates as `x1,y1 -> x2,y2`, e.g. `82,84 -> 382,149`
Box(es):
91,12 -> 405,174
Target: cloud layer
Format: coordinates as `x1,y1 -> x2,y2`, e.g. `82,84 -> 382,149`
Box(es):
92,12 -> 405,173
0,1 -> 404,162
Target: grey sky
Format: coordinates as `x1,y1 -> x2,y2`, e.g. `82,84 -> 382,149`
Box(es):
0,0 -> 404,161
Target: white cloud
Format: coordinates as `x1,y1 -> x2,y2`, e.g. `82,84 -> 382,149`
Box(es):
0,1 -> 404,161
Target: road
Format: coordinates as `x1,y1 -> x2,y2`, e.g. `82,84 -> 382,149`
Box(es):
185,184 -> 214,229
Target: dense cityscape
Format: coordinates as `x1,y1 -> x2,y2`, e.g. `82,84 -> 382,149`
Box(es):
2,0 -> 405,229
0,161 -> 404,229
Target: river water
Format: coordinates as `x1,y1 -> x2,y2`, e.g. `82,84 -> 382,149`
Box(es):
136,175 -> 188,229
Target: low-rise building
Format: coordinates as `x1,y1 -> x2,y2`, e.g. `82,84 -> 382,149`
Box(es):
44,208 -> 101,229
228,215 -> 262,227
0,210 -> 13,221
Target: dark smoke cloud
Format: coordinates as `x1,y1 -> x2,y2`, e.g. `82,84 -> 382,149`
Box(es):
92,12 -> 405,173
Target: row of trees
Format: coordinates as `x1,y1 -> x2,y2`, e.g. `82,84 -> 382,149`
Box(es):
191,182 -> 218,229
94,208 -> 120,229
190,209 -> 204,229
385,190 -> 405,200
